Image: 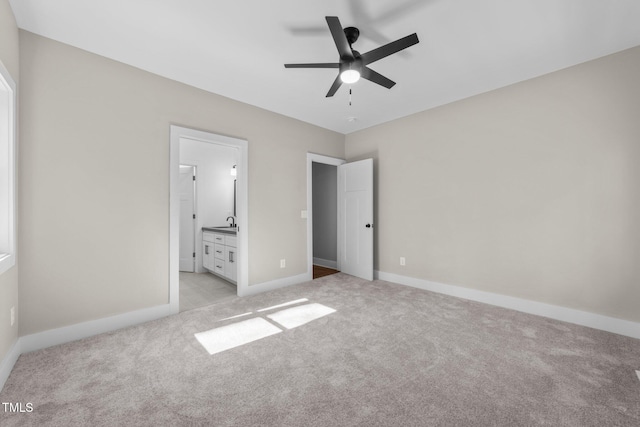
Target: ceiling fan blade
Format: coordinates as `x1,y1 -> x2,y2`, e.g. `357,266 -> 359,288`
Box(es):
360,33 -> 419,65
284,63 -> 340,68
326,74 -> 343,97
361,67 -> 396,89
326,16 -> 354,60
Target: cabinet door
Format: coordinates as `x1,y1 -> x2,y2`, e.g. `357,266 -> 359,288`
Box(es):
225,246 -> 237,283
202,241 -> 213,270
202,241 -> 212,270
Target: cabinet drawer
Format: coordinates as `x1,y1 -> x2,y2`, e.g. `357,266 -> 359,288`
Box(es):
212,234 -> 225,244
214,244 -> 225,260
213,261 -> 225,276
203,232 -> 216,243
225,235 -> 237,248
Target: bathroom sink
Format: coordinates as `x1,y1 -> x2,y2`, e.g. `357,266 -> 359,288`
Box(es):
202,225 -> 237,234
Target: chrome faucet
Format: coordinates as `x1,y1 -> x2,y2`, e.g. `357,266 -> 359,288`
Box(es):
226,216 -> 236,227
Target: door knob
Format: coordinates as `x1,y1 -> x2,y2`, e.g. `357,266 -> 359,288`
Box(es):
365,223 -> 372,228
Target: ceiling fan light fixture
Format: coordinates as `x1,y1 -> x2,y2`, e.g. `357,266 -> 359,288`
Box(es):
284,16 -> 419,97
340,69 -> 360,84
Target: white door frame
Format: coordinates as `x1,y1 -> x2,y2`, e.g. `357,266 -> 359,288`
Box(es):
306,153 -> 346,278
170,126 -> 249,313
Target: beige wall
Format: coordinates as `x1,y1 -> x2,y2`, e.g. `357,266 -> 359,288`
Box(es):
18,31 -> 344,335
346,46 -> 640,323
0,0 -> 19,363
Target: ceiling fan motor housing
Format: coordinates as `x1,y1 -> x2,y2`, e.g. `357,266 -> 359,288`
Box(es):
340,56 -> 363,74
344,26 -> 360,46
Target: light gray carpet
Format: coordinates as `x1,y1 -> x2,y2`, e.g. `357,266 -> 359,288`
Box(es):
1,273 -> 639,426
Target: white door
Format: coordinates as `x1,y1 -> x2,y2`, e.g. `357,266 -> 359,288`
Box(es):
179,166 -> 196,272
338,159 -> 373,281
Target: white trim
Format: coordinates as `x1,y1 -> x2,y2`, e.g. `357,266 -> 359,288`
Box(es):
306,153 -> 345,279
4,270 -> 638,390
240,272 -> 311,297
170,125 -> 249,312
313,257 -> 338,269
19,304 -> 174,354
0,59 -> 16,275
0,339 -> 21,391
376,271 -> 640,340
0,303 -> 172,391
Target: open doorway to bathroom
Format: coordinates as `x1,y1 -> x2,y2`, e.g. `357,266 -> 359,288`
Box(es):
178,138 -> 238,311
170,125 -> 249,314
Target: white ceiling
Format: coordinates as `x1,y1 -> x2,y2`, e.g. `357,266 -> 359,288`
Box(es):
9,0 -> 640,134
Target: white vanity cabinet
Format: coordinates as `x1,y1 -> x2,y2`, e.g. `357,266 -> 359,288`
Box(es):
224,235 -> 237,283
202,231 -> 237,284
202,233 -> 216,272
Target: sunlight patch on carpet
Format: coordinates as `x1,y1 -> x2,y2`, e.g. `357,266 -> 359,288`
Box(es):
217,312 -> 253,322
195,317 -> 282,355
257,298 -> 309,312
636,370 -> 640,382
267,303 -> 336,329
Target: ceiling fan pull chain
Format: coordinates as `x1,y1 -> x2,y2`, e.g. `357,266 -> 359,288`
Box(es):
349,88 -> 352,106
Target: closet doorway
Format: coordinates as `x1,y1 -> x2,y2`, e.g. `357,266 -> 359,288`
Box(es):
307,153 -> 344,280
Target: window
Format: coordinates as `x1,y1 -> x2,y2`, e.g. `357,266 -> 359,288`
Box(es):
0,59 -> 16,275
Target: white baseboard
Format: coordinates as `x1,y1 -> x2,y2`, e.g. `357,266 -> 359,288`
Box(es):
20,303 -> 174,354
5,269 -> 636,392
240,272 -> 312,297
2,271 -> 316,390
313,257 -> 338,269
0,339 -> 21,391
376,271 -> 640,340
0,303 -> 174,392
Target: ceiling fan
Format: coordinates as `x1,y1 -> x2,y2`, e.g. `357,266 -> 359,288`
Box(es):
285,16 -> 419,97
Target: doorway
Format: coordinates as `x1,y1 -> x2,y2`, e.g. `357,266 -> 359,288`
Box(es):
307,153 -> 374,282
307,154 -> 345,279
311,162 -> 339,279
170,126 -> 249,314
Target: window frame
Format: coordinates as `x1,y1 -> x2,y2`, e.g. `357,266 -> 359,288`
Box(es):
0,59 -> 16,276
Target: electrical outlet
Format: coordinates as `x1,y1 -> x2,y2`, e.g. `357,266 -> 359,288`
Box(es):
301,210 -> 307,219
400,257 -> 406,266
280,259 -> 286,268
10,306 -> 15,326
